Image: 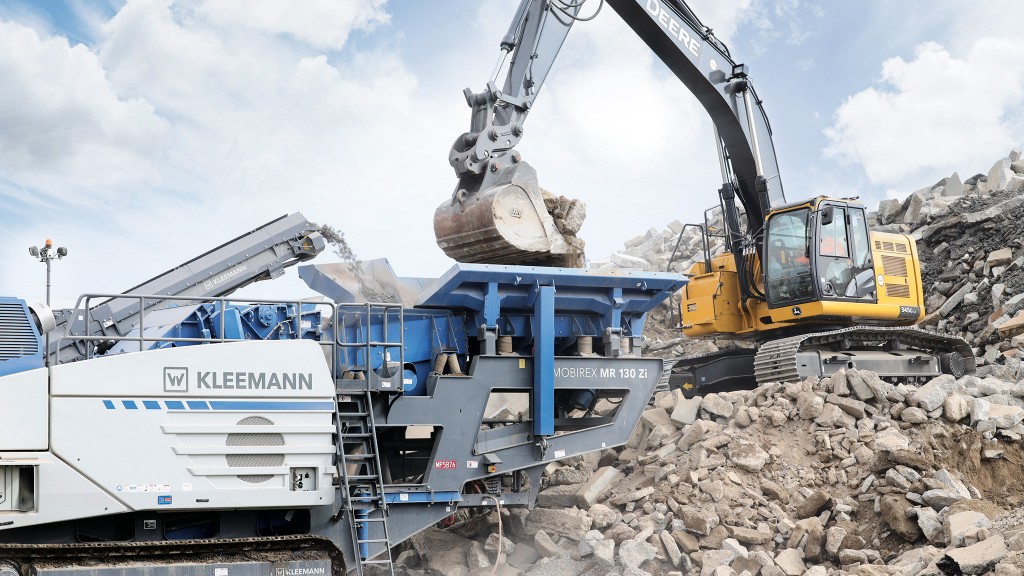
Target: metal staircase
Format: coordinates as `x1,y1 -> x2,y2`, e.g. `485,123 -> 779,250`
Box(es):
334,390 -> 394,575
331,302 -> 404,575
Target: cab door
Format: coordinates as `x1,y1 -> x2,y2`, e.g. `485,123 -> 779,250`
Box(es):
815,204 -> 877,302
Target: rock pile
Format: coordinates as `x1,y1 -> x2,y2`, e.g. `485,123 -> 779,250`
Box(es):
392,150 -> 1024,575
394,367 -> 1024,576
602,147 -> 1024,371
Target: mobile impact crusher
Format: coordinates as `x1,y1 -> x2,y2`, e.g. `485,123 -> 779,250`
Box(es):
0,213 -> 684,575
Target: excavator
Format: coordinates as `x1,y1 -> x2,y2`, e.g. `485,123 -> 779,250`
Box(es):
434,0 -> 975,392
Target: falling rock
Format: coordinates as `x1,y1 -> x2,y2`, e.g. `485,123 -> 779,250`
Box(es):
774,548 -> 806,576
728,442 -> 771,472
939,534 -> 1008,575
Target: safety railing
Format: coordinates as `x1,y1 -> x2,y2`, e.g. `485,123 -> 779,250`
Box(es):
55,293 -> 337,377
334,302 -> 405,393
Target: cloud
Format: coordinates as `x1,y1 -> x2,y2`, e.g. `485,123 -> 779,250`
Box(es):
824,38 -> 1024,189
0,0 -> 762,308
197,0 -> 389,51
688,0 -> 752,43
0,19 -> 168,209
0,0 -> 441,306
723,0 -> 822,56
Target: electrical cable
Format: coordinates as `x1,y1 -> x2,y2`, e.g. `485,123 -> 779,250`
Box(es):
550,0 -> 604,23
486,495 -> 503,576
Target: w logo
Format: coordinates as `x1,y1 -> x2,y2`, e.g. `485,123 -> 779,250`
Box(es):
164,367 -> 188,392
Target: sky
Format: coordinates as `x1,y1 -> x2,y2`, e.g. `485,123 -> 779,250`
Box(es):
3,0 -> 1024,308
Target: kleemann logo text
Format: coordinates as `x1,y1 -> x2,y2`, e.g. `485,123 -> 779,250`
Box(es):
164,367 -> 313,391
275,568 -> 326,576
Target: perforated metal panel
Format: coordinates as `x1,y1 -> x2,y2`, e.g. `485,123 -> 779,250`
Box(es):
881,255 -> 908,277
874,240 -> 909,254
0,302 -> 37,361
226,416 -> 284,484
886,284 -> 910,299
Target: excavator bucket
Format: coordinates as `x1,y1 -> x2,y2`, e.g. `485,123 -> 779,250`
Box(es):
434,162 -> 586,267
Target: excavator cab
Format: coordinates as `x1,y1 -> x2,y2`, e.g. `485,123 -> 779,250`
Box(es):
763,199 -> 877,310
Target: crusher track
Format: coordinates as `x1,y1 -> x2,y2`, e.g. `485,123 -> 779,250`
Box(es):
0,535 -> 346,576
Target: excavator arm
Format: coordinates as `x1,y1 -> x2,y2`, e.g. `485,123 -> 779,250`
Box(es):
435,0 -> 786,266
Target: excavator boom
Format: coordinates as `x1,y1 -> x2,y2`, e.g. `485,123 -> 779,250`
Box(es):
436,0 -> 785,267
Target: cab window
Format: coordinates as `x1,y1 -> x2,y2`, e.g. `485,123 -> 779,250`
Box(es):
765,208 -> 814,305
817,206 -> 876,300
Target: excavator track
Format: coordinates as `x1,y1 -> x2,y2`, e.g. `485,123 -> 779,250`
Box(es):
668,327 -> 974,395
753,326 -> 974,385
0,535 -> 346,576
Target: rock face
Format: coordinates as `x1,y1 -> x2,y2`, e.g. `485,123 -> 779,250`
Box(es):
398,149 -> 1024,576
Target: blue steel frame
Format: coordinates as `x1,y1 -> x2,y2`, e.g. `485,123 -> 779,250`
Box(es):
418,264 -> 685,437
